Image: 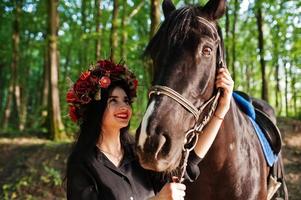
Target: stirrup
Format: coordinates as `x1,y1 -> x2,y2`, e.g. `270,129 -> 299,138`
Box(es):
267,176 -> 282,200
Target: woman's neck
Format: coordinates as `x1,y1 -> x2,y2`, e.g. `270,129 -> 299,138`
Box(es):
97,128 -> 124,167
97,127 -> 122,153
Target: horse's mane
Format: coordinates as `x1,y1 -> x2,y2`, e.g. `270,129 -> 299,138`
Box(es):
145,6 -> 201,59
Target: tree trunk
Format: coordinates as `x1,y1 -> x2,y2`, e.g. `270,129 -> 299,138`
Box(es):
120,1 -> 145,60
245,64 -> 251,93
81,0 -> 88,67
11,0 -> 24,131
290,61 -> 296,115
231,0 -> 238,83
225,6 -> 230,66
95,0 -> 102,59
19,63 -> 28,132
273,25 -> 281,114
150,0 -> 160,39
1,85 -> 13,130
148,0 -> 161,82
63,42 -> 72,77
110,0 -> 119,61
0,63 -> 4,117
19,37 -> 32,131
47,0 -> 65,140
275,62 -> 281,114
120,0 -> 127,60
284,62 -> 288,117
0,6 -> 4,116
41,44 -> 49,126
255,5 -> 268,102
292,72 -> 297,115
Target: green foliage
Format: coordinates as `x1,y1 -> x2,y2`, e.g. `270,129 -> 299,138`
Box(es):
0,0 -> 300,134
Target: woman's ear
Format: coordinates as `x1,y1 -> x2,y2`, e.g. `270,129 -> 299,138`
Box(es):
162,0 -> 176,19
203,0 -> 227,20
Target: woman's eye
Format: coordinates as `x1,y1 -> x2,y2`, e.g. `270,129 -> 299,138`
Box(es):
109,99 -> 117,103
202,47 -> 212,56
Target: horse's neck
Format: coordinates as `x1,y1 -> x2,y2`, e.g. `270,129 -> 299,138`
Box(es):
224,98 -> 253,139
229,98 -> 250,126
201,98 -> 254,169
211,98 -> 254,154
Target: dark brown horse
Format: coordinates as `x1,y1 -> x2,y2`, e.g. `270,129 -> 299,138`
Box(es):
136,0 -> 286,199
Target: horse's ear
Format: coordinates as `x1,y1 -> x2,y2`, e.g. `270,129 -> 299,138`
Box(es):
203,0 -> 226,20
162,0 -> 176,19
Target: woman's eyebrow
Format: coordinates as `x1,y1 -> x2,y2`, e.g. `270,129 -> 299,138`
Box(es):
108,95 -> 128,100
108,96 -> 118,99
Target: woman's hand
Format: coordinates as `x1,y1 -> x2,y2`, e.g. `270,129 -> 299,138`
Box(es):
215,68 -> 234,118
192,68 -> 234,159
150,182 -> 186,200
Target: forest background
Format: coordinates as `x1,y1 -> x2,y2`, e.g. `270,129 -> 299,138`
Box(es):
0,0 -> 300,199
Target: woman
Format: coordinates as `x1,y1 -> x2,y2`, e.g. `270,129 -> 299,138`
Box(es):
66,59 -> 233,200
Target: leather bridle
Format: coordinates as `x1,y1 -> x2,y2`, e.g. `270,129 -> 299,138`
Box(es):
148,16 -> 226,182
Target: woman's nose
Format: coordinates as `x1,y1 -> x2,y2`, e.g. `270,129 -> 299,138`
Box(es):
119,102 -> 130,110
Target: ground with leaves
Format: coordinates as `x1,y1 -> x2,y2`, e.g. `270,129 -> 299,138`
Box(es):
0,118 -> 301,200
278,117 -> 301,200
0,138 -> 69,200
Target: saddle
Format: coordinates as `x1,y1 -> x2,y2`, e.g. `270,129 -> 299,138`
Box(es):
234,91 -> 282,155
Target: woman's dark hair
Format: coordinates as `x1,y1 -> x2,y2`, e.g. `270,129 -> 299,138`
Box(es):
67,79 -> 134,164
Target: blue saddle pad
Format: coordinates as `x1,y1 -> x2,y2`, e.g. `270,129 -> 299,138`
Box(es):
232,92 -> 277,167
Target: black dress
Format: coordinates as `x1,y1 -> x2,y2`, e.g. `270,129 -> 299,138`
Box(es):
67,143 -> 201,200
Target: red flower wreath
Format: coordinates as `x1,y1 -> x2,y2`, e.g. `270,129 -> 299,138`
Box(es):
99,76 -> 111,88
66,59 -> 138,123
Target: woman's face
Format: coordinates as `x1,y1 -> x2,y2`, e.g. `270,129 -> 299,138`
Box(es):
102,87 -> 132,131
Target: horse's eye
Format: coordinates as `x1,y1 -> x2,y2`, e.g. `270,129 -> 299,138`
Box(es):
202,47 -> 212,56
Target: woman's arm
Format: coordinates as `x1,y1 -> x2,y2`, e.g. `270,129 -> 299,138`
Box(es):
193,68 -> 234,159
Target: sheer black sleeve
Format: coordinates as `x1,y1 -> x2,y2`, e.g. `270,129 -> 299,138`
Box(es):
149,150 -> 202,193
185,150 -> 203,182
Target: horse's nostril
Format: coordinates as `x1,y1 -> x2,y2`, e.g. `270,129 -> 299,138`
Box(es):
153,133 -> 172,160
154,134 -> 166,160
155,126 -> 161,135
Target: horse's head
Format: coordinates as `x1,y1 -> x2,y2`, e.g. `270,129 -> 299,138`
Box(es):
136,0 -> 226,172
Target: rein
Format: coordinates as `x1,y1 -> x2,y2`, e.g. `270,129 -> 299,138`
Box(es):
148,16 -> 225,183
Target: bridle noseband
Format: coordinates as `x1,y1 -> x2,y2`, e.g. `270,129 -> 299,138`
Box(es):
148,16 -> 226,182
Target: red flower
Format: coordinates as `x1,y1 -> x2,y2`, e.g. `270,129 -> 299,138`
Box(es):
97,60 -> 113,71
80,71 -> 91,80
133,79 -> 138,90
97,60 -> 103,65
66,89 -> 77,103
80,94 -> 91,104
74,79 -> 93,96
99,76 -> 111,88
69,106 -> 78,122
97,60 -> 106,68
89,75 -> 99,84
113,64 -> 126,73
